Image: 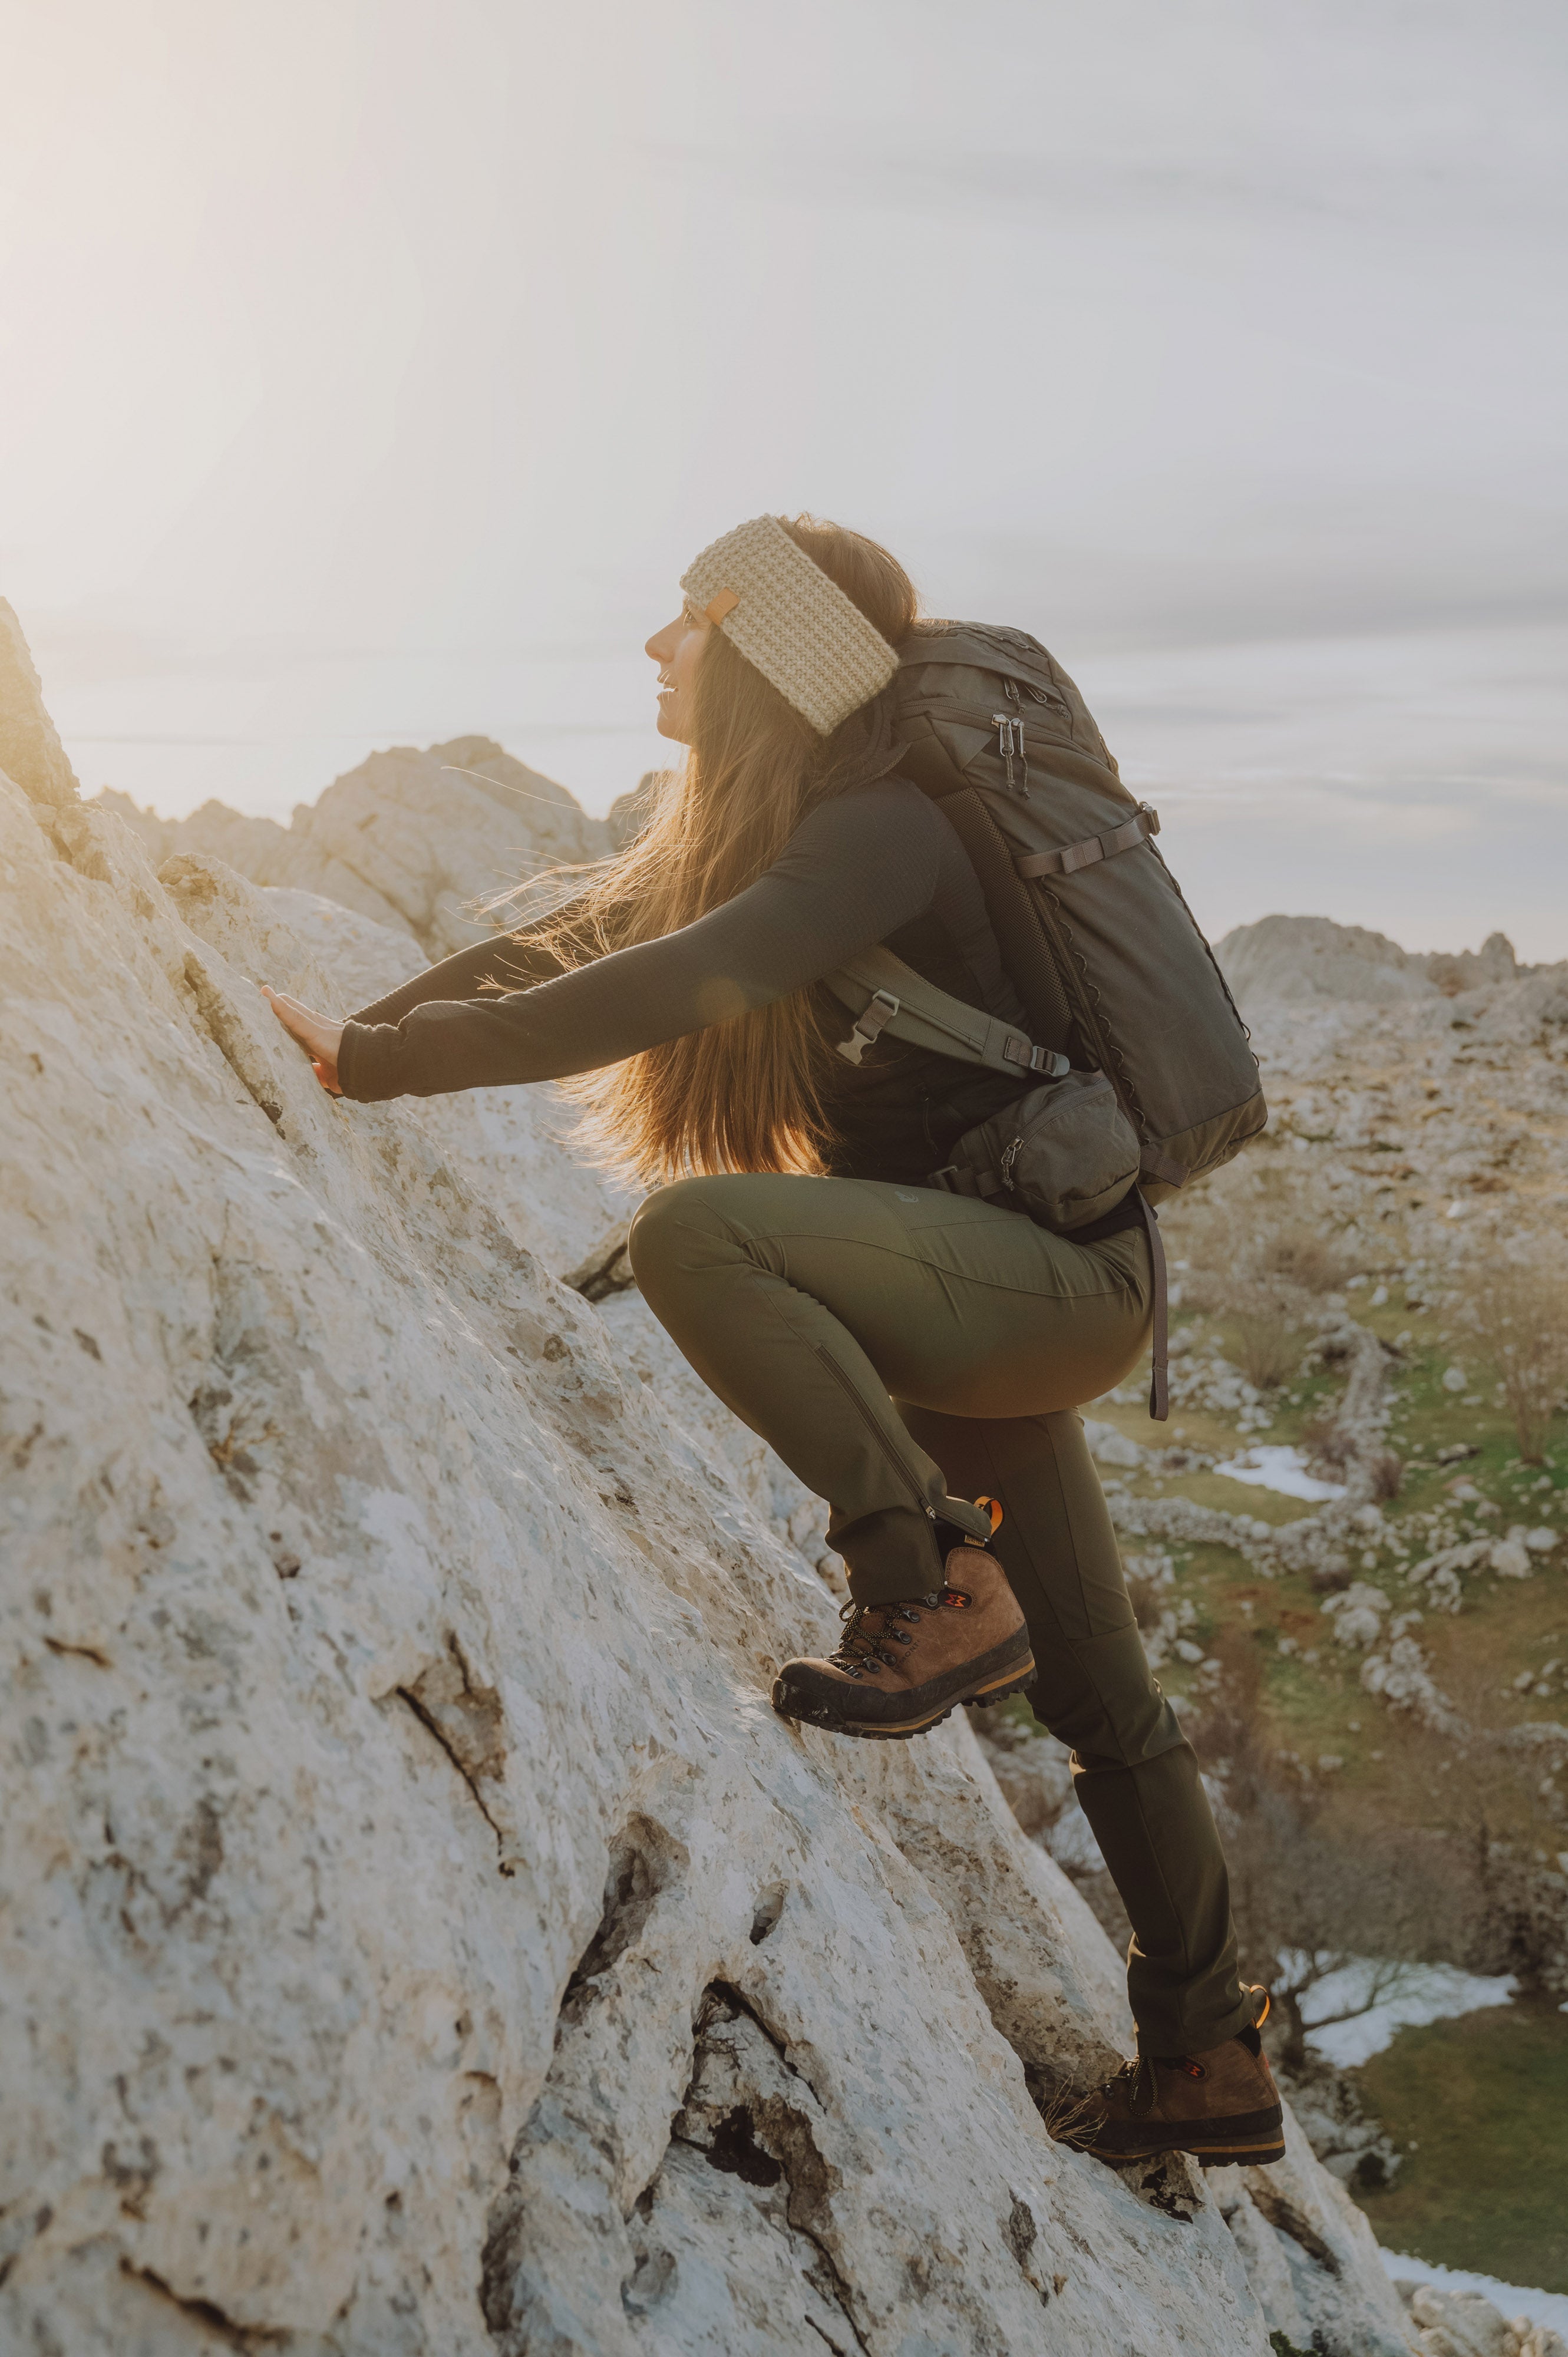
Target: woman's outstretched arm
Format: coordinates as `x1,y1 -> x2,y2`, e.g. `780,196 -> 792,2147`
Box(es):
348,889 -> 604,1027
325,784 -> 944,1103
262,889 -> 600,1094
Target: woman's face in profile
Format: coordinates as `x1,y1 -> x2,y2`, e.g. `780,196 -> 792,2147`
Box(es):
646,605 -> 711,744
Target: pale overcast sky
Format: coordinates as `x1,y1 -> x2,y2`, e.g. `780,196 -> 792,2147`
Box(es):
4,0 -> 1564,956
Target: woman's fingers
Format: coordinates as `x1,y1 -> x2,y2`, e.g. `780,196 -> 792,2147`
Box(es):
261,986 -> 346,1095
262,984 -> 320,1042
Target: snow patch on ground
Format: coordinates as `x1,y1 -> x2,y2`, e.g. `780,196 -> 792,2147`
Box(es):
1214,1444 -> 1349,1502
1296,1956 -> 1518,2067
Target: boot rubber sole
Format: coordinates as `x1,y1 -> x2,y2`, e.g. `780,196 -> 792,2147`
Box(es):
1081,2135 -> 1288,2170
1075,2140 -> 1282,2168
1078,2104 -> 1286,2171
772,1652 -> 1036,1741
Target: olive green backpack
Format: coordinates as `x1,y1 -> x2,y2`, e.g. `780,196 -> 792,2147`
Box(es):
825,620 -> 1269,1417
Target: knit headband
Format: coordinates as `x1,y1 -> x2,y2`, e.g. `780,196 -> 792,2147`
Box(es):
679,514 -> 900,735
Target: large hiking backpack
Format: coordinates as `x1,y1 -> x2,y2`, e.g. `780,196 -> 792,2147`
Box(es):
891,620 -> 1265,1191
825,620 -> 1269,1417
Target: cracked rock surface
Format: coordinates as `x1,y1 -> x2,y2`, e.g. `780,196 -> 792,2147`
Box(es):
1,653 -> 1417,2351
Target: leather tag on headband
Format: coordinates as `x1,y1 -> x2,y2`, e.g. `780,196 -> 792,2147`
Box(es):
705,588 -> 740,625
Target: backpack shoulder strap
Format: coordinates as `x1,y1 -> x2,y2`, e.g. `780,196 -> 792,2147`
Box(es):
824,946 -> 1069,1080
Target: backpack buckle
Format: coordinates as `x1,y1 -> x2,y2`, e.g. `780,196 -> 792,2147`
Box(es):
1003,1038 -> 1071,1077
835,988 -> 900,1066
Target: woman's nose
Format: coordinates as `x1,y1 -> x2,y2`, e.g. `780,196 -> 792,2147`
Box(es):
646,618 -> 679,662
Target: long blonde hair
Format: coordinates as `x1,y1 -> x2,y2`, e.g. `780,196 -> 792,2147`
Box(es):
521,516 -> 918,1184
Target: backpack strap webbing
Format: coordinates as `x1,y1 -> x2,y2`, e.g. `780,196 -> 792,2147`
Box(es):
1015,804 -> 1159,880
824,947 -> 1069,1079
1135,1190 -> 1170,1421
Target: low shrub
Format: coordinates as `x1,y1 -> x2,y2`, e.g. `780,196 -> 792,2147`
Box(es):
1302,1410 -> 1355,1479
1371,1450 -> 1404,1500
1455,1250 -> 1568,1464
1258,1224 -> 1348,1296
1232,1310 -> 1300,1391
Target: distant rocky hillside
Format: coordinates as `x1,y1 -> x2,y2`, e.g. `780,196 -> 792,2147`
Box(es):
1216,913 -> 1559,1007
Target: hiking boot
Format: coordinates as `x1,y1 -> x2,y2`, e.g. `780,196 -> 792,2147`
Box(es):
1071,1987 -> 1285,2170
771,1524 -> 1034,1741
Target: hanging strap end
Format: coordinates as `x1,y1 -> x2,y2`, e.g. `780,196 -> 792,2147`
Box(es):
1137,1189 -> 1171,1424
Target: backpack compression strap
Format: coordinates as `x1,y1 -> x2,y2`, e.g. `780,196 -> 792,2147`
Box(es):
824,947 -> 1069,1079
1135,1190 -> 1170,1421
1014,803 -> 1158,880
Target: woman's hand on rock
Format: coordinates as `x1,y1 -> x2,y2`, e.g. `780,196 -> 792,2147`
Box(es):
262,987 -> 345,1097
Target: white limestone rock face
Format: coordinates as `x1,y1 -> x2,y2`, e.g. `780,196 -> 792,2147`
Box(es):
2,775 -> 1417,2346
91,734 -> 609,958
283,735 -> 608,954
257,883 -> 430,1004
151,856 -> 638,1282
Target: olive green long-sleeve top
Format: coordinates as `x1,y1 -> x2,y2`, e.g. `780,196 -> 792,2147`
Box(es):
337,776 -> 1138,1224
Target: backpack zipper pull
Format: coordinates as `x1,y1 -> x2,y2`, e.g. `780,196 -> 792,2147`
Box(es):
991,686 -> 1029,795
1006,681 -> 1030,795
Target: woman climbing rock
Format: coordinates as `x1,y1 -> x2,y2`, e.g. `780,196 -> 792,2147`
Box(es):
263,512 -> 1282,2171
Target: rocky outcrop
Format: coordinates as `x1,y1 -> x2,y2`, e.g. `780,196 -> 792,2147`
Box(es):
1,596 -> 81,809
1393,2279 -> 1568,2357
1218,914 -> 1444,1006
1217,913 -> 1557,1009
93,735 -> 612,958
604,770 -> 661,853
0,627 -> 1428,2351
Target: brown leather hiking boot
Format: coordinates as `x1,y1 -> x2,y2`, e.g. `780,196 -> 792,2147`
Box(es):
1071,1987 -> 1285,2170
771,1521 -> 1034,1741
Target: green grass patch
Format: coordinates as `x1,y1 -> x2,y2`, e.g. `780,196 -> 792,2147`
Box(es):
1352,1998 -> 1568,2291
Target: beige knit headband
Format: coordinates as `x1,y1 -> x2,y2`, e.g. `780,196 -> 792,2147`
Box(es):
680,514 -> 900,735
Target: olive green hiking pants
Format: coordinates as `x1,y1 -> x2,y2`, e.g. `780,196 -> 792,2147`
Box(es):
628,1171 -> 1247,2055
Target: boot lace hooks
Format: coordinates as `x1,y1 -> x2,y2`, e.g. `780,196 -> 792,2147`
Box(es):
1114,2055 -> 1159,2120
828,1597 -> 929,1679
1113,2050 -> 1205,2117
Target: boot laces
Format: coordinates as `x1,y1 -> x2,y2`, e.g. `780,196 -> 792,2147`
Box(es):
828,1595 -> 936,1679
